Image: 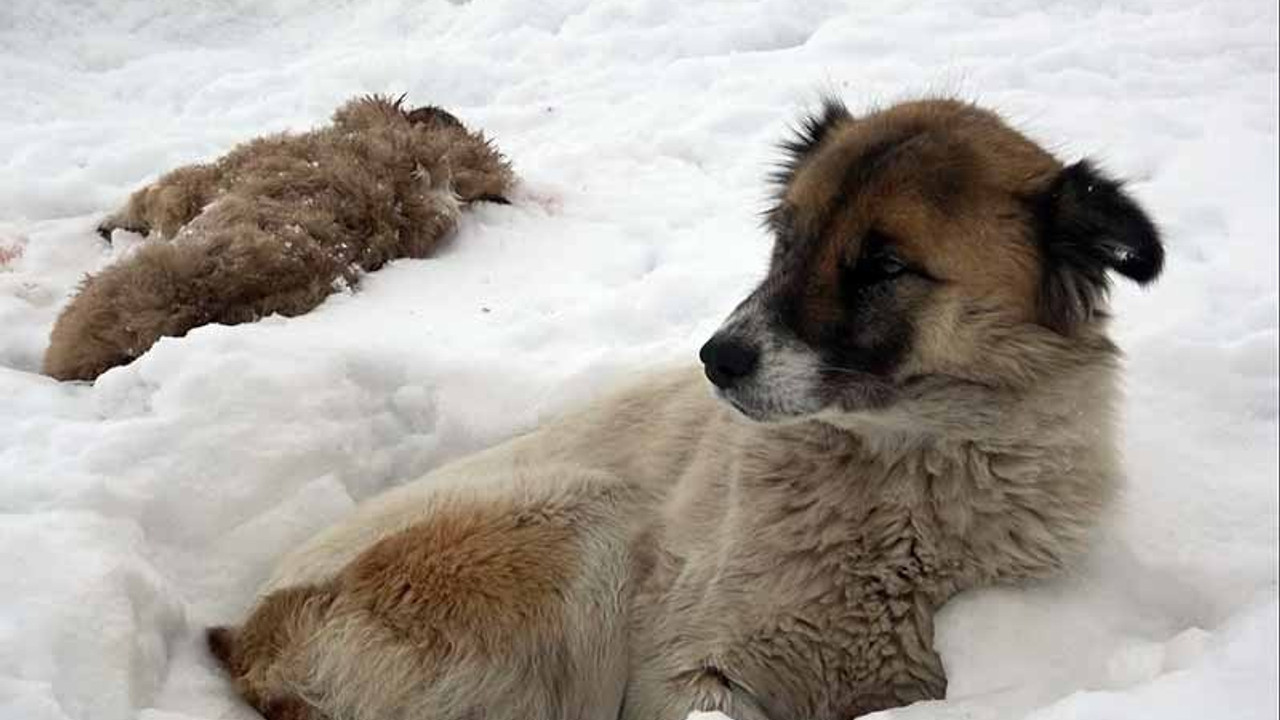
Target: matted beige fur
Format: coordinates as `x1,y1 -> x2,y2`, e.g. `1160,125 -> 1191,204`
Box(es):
44,96 -> 514,382
210,98 -> 1164,720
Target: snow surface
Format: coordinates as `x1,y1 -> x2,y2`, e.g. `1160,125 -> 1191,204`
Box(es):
1,1 -> 1276,719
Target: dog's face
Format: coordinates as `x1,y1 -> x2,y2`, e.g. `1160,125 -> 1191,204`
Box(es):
701,99 -> 1164,423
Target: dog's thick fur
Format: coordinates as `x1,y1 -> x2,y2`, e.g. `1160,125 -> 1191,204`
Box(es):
44,96 -> 514,382
209,98 -> 1164,720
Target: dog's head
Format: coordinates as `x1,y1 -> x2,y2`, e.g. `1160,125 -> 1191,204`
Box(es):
701,98 -> 1164,424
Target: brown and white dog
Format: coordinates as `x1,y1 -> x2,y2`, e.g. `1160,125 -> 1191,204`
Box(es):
208,97 -> 1163,720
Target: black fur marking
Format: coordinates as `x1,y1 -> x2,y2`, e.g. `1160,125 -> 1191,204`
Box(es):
768,96 -> 854,189
761,228 -> 915,381
1032,160 -> 1164,333
824,303 -> 914,377
844,229 -> 911,285
829,253 -> 918,378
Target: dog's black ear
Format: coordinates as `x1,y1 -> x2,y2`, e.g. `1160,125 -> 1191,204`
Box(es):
1034,160 -> 1165,332
771,97 -> 854,186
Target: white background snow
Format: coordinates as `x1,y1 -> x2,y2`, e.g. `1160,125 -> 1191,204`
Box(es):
1,1 -> 1276,718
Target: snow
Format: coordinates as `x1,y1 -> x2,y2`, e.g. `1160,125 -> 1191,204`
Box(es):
0,0 -> 1276,719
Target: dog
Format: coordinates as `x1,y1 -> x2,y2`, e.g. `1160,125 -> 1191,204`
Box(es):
43,95 -> 514,382
207,97 -> 1163,720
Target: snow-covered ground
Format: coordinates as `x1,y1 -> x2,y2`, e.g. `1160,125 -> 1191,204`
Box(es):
1,1 -> 1276,718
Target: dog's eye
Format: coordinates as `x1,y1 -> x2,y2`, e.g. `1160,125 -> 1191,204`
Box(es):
869,251 -> 907,279
852,230 -> 911,283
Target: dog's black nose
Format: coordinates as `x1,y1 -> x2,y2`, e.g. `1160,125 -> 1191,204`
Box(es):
699,335 -> 759,389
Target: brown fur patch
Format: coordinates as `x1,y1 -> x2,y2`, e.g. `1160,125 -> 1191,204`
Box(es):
333,499 -> 579,660
211,498 -> 582,718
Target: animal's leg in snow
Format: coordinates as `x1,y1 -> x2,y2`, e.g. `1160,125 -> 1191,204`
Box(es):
97,163 -> 223,241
